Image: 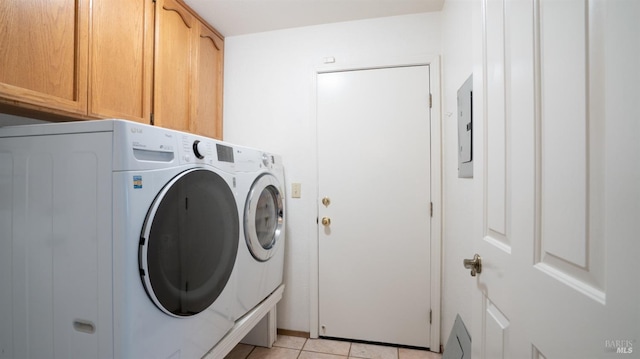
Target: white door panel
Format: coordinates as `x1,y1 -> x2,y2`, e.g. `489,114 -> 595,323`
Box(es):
472,0 -> 639,357
317,66 -> 432,348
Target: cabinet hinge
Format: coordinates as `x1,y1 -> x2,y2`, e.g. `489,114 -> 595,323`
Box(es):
429,93 -> 432,109
429,309 -> 432,324
430,202 -> 433,217
150,113 -> 155,126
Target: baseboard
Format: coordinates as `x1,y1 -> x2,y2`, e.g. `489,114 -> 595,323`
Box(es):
277,329 -> 310,338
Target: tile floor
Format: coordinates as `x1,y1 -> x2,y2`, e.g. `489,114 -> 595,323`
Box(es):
224,335 -> 443,359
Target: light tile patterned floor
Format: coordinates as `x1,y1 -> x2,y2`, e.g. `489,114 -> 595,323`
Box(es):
224,335 -> 442,359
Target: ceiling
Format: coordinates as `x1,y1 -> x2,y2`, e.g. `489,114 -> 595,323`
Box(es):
183,0 -> 445,37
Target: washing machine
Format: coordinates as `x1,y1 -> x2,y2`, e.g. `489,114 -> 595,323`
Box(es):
0,119 -> 240,358
233,145 -> 286,319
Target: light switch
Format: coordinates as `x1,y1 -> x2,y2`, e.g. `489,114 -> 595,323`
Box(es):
291,183 -> 302,198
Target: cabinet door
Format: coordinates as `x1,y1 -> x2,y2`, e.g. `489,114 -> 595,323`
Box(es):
154,0 -> 194,132
192,23 -> 224,140
0,0 -> 89,115
89,0 -> 153,123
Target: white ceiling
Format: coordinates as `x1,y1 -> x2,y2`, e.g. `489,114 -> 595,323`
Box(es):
183,0 -> 445,37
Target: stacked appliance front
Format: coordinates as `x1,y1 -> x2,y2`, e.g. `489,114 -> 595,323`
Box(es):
0,119 -> 241,358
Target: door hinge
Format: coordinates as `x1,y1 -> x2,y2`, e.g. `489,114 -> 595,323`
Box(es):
429,93 -> 432,109
150,113 -> 155,126
429,309 -> 432,324
430,202 -> 433,217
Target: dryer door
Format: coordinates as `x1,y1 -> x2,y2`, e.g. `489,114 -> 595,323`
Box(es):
244,173 -> 284,261
139,168 -> 239,317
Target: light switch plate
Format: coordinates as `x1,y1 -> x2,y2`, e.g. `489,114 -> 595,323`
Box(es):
291,183 -> 301,198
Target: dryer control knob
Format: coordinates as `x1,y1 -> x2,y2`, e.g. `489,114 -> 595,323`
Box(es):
193,140 -> 205,159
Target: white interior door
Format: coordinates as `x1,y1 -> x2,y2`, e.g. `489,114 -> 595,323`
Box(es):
471,0 -> 640,357
317,66 -> 432,348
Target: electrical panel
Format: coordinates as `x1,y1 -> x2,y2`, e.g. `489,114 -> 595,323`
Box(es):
457,75 -> 473,178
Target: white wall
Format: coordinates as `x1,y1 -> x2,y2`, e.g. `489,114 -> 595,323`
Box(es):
439,0 -> 474,343
223,13 -> 441,334
0,113 -> 48,126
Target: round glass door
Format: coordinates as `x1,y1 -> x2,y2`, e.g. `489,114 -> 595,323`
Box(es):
139,168 -> 239,317
244,174 -> 284,261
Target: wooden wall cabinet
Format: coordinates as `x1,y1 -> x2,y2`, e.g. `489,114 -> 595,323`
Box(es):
0,0 -> 90,116
154,0 -> 224,139
0,0 -> 224,139
89,0 -> 154,123
192,21 -> 224,139
0,0 -> 153,124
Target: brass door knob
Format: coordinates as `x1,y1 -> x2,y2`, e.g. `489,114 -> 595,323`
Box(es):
321,217 -> 331,226
463,254 -> 482,276
322,197 -> 331,207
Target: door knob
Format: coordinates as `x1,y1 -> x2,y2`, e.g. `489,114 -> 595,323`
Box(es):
321,217 -> 331,226
322,197 -> 331,207
463,254 -> 482,277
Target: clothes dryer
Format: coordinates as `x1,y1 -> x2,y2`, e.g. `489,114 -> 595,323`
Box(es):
233,146 -> 286,318
0,119 -> 240,359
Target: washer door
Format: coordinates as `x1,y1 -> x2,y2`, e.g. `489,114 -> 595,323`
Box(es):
139,168 -> 239,317
244,173 -> 284,261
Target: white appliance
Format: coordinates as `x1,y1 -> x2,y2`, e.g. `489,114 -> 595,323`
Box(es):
233,145 -> 286,319
0,119 -> 241,358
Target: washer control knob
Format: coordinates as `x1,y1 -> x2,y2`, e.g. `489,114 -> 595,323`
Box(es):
262,152 -> 270,167
192,140 -> 205,159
